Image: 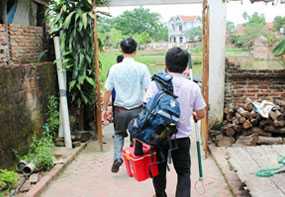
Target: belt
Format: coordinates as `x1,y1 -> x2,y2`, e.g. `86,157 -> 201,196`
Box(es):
114,105 -> 142,111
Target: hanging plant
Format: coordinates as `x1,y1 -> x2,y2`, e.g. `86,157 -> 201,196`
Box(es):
45,0 -> 108,107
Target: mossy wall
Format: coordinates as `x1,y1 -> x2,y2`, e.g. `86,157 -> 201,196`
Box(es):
0,63 -> 57,168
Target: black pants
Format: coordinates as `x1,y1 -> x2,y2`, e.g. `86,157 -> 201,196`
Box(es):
153,138 -> 191,197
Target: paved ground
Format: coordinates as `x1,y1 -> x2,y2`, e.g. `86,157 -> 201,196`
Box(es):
41,125 -> 232,197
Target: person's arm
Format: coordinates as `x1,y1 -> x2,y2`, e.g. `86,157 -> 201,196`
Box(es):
102,68 -> 114,122
193,85 -> 207,121
142,65 -> 151,91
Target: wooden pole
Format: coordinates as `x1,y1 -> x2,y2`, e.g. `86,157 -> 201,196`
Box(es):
202,0 -> 209,157
92,1 -> 104,151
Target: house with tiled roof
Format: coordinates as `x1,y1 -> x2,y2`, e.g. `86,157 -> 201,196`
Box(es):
168,15 -> 201,44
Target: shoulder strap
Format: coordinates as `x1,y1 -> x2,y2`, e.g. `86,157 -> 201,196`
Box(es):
152,73 -> 176,97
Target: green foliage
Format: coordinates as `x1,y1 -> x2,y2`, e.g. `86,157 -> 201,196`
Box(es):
133,32 -> 152,46
23,135 -> 55,171
231,12 -> 267,49
105,28 -> 124,48
273,16 -> 285,32
47,96 -> 59,138
113,8 -> 160,37
111,8 -> 167,42
226,21 -> 235,34
0,170 -> 18,191
273,39 -> 285,57
187,27 -> 202,42
46,0 -> 108,107
153,24 -> 168,42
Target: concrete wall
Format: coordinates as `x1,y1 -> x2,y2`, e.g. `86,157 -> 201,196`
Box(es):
0,24 -> 56,168
208,0 -> 226,126
225,59 -> 285,107
0,63 -> 57,168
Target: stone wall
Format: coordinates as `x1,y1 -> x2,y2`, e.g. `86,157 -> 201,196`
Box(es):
225,59 -> 285,107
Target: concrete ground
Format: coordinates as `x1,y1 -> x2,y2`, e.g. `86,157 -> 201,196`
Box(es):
41,125 -> 232,197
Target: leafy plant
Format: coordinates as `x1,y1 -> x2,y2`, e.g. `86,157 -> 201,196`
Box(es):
0,170 -> 18,191
273,39 -> 285,57
46,0 -> 108,107
47,96 -> 60,138
23,135 -> 55,171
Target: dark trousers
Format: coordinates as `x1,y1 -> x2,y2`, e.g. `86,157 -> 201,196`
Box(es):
153,138 -> 191,197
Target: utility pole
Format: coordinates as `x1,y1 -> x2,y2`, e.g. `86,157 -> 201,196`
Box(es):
92,0 -> 104,151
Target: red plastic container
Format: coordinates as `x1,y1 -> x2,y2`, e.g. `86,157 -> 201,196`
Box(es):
122,143 -> 159,182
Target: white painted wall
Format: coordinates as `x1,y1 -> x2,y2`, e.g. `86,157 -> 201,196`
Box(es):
208,0 -> 226,126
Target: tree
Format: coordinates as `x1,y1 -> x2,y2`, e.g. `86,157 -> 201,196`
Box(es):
133,32 -> 151,46
233,12 -> 266,49
107,28 -> 124,48
273,16 -> 285,32
187,26 -> 202,42
113,7 -> 167,42
153,24 -> 168,41
226,21 -> 235,34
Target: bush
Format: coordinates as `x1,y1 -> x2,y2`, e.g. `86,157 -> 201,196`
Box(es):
22,135 -> 55,171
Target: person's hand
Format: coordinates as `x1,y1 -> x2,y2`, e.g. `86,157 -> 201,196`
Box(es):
102,110 -> 109,125
192,112 -> 198,123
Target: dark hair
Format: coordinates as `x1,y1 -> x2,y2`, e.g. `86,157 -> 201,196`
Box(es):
165,47 -> 190,73
117,55 -> 124,63
120,37 -> 137,54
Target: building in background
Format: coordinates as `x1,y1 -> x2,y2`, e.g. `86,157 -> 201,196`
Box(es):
168,15 -> 201,45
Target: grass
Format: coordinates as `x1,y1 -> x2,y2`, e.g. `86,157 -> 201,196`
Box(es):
99,46 -> 284,85
100,49 -> 203,84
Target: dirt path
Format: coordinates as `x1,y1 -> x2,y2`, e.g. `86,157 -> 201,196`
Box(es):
41,125 -> 232,197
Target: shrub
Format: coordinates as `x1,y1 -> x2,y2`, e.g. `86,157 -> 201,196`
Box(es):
0,170 -> 19,191
22,135 -> 55,171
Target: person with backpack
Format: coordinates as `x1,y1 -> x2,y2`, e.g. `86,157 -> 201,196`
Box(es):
102,38 -> 151,173
144,47 -> 206,197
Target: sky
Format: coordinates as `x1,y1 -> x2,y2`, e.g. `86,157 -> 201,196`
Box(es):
98,1 -> 285,24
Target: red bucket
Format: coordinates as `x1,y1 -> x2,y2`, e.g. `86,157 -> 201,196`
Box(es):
122,143 -> 158,182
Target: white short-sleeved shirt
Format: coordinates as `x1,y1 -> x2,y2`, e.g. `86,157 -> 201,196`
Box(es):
144,72 -> 206,139
105,57 -> 151,109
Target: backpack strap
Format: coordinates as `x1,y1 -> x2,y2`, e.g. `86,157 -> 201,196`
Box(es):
152,73 -> 177,97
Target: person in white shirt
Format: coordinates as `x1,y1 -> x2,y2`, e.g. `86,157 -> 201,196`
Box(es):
102,38 -> 151,173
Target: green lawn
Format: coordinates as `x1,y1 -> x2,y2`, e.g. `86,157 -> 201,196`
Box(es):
100,46 -> 284,85
100,50 -> 203,84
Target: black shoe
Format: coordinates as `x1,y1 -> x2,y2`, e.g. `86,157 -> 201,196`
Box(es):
111,159 -> 123,173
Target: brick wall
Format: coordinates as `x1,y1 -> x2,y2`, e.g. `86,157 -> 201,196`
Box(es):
0,62 -> 57,168
0,24 -> 45,65
225,59 -> 285,107
9,25 -> 44,63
